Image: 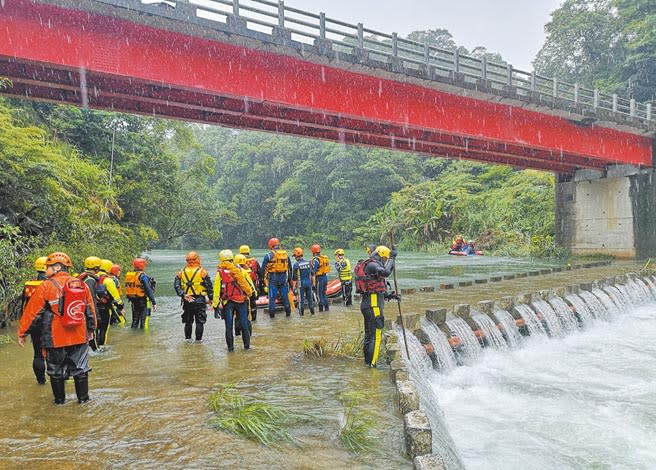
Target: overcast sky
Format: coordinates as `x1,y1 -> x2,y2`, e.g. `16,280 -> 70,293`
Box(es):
286,0 -> 563,71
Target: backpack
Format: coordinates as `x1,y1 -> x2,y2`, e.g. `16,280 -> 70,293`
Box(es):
95,274 -> 111,304
49,278 -> 88,328
353,259 -> 386,294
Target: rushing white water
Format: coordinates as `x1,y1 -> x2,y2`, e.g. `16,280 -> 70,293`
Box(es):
493,309 -> 522,348
411,279 -> 656,470
531,299 -> 565,337
472,314 -> 507,350
431,301 -> 656,470
446,317 -> 482,362
421,317 -> 458,372
514,304 -> 547,336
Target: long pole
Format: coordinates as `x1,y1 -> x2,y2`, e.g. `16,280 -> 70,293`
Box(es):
390,231 -> 411,360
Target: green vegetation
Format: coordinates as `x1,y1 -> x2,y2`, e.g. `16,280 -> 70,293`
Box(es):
207,384 -> 309,447
338,391 -> 375,454
303,332 -> 364,359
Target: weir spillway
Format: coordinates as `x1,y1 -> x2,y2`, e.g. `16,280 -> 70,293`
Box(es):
390,274 -> 656,469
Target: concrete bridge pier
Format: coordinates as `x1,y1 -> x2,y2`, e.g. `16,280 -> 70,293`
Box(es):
556,166 -> 656,259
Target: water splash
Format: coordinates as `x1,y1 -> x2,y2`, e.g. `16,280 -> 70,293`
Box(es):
514,304 -> 547,336
531,299 -> 564,337
472,314 -> 507,350
565,293 -> 594,325
421,318 -> 457,372
494,309 -> 522,348
547,296 -> 579,331
446,317 -> 482,361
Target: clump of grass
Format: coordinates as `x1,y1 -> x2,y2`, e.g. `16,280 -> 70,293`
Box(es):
338,391 -> 375,454
208,384 -> 309,447
0,334 -> 13,345
303,332 -> 363,359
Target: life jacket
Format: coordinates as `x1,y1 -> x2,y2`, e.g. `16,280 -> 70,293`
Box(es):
267,250 -> 289,274
354,259 -> 386,294
180,267 -> 207,296
95,273 -> 112,305
125,271 -> 145,298
313,255 -> 330,276
22,280 -> 43,308
335,258 -> 352,281
219,268 -> 246,303
245,258 -> 259,283
48,278 -> 88,328
78,271 -> 98,299
112,275 -> 123,297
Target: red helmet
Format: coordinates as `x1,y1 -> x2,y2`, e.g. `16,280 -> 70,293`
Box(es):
132,258 -> 147,270
311,244 -> 321,254
110,264 -> 121,276
292,247 -> 304,258
268,238 -> 280,249
45,251 -> 72,268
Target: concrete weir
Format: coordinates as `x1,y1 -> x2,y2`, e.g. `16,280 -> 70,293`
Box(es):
385,271 -> 656,468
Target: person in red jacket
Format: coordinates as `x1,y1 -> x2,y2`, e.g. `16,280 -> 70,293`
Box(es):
17,252 -> 97,405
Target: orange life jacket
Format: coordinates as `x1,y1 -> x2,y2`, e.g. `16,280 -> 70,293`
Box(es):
267,250 -> 289,274
125,271 -> 145,298
219,268 -> 246,303
22,280 -> 43,311
313,255 -> 330,276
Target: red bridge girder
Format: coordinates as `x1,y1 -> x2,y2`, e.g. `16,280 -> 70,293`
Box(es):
0,0 -> 652,173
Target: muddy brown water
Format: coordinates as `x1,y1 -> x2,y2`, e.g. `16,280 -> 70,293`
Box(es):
0,250 -> 643,469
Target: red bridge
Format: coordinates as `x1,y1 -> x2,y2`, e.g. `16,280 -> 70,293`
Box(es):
0,0 -> 654,175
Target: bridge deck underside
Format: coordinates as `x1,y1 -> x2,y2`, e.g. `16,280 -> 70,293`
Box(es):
2,59 -> 603,174
0,0 -> 652,175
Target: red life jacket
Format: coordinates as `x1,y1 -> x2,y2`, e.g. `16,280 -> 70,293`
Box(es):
95,274 -> 112,304
219,268 -> 246,303
353,259 -> 386,294
49,278 -> 88,328
245,258 -> 259,283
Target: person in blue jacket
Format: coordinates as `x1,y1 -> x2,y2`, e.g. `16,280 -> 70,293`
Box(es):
259,237 -> 293,318
291,247 -> 315,316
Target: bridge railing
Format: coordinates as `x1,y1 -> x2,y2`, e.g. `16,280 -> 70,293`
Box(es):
118,0 -> 654,125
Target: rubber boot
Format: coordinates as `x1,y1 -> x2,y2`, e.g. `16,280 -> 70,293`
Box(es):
74,373 -> 90,404
50,377 -> 66,405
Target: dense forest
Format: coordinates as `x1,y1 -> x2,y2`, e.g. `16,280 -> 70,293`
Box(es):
1,0 -> 655,318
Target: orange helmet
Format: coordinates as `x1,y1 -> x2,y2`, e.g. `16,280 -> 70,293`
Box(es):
132,258 -> 147,270
45,251 -> 72,268
292,247 -> 304,258
311,244 -> 321,254
110,264 -> 121,276
185,251 -> 200,266
268,238 -> 280,250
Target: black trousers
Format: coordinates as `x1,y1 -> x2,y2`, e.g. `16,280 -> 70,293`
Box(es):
182,301 -> 207,340
360,292 -> 385,367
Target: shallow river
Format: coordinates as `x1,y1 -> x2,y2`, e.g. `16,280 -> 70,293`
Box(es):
0,249 -> 646,469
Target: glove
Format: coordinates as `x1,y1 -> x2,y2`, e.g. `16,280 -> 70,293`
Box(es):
214,307 -> 225,320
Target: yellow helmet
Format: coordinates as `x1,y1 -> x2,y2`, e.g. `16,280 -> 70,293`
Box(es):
234,254 -> 247,265
84,256 -> 102,270
374,245 -> 391,260
34,256 -> 48,272
100,259 -> 113,273
239,245 -> 250,255
334,248 -> 345,256
219,249 -> 234,262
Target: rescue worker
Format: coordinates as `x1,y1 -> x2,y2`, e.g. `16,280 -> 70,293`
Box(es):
259,238 -> 292,318
125,258 -> 157,329
450,235 -> 466,252
354,245 -> 396,368
310,244 -> 330,312
109,264 -> 125,325
174,251 -> 213,342
78,256 -> 101,314
17,252 -> 97,404
96,259 -> 124,350
234,253 -> 256,336
334,248 -> 353,306
212,250 -> 253,351
291,247 -> 314,316
240,245 -> 261,321
19,256 -> 48,384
